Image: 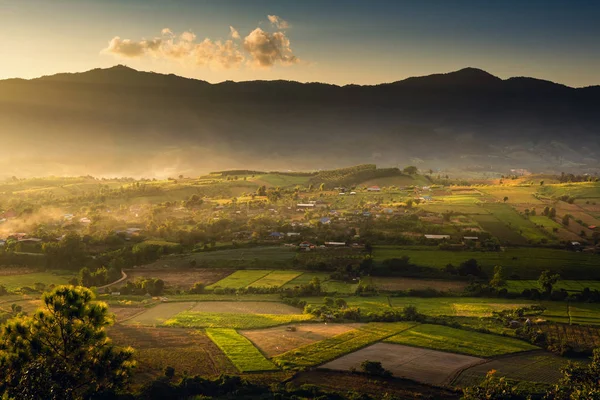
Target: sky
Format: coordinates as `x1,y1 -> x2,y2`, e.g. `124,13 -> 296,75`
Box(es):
1,0 -> 600,86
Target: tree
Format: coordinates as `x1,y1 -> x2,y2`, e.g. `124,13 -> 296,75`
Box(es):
538,270 -> 560,295
490,265 -> 506,288
403,166 -> 418,175
319,183 -> 325,191
334,298 -> 347,309
543,206 -> 550,216
360,360 -> 392,377
562,214 -> 570,226
0,286 -> 135,399
503,196 -> 509,203
549,207 -> 557,218
545,348 -> 600,399
462,370 -> 525,400
540,180 -> 544,186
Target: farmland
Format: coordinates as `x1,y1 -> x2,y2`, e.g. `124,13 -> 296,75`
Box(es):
206,270 -> 272,289
321,343 -> 484,386
273,322 -> 417,369
384,324 -> 538,357
241,323 -> 363,357
164,312 -> 314,329
452,351 -> 570,389
205,329 -> 278,372
0,271 -> 73,291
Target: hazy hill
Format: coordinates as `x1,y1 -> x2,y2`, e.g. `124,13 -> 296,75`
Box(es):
0,65 -> 598,178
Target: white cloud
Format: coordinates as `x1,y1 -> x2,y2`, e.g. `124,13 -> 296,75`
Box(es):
103,17 -> 299,70
243,28 -> 298,68
103,37 -> 162,58
229,26 -> 240,39
267,15 -> 289,29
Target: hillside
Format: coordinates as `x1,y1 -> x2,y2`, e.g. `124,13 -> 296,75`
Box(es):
0,66 -> 599,178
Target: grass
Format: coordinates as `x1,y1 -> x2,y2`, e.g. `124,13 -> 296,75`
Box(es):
482,204 -> 551,242
384,324 -> 537,357
205,328 -> 279,372
123,302 -> 195,326
248,270 -> 303,288
0,272 -> 73,291
207,270 -> 272,289
388,297 -> 533,317
530,216 -> 563,230
273,322 -> 417,369
373,246 -> 600,279
506,280 -> 600,294
163,312 -> 314,329
158,246 -> 296,269
282,272 -> 331,288
471,214 -> 528,244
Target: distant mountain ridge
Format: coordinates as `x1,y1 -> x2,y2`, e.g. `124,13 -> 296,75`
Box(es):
0,65 -> 598,178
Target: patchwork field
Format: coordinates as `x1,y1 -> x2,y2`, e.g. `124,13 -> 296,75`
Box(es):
108,325 -> 236,381
249,270 -> 302,288
241,323 -> 364,357
452,351 -> 570,388
384,324 -> 537,357
322,343 -> 484,386
164,312 -> 314,329
124,268 -> 233,289
471,214 -> 529,245
273,322 -> 416,369
207,270 -> 272,289
205,328 -> 278,372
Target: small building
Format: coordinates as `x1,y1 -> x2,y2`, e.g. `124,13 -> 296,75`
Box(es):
0,240 -> 5,247
296,203 -> 316,208
299,241 -> 314,248
319,217 -> 331,225
286,232 -> 301,237
464,236 -> 479,241
79,217 -> 91,224
367,186 -> 381,192
269,232 -> 284,239
325,241 -> 346,247
424,234 -> 450,240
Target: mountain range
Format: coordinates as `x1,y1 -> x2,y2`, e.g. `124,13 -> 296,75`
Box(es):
0,65 -> 598,178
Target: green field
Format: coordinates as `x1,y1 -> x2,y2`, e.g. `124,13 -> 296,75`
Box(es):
207,270 -> 272,289
471,214 -> 528,244
273,322 -> 417,369
506,280 -> 600,294
529,216 -> 563,230
282,272 -> 331,288
163,312 -> 314,329
248,270 -> 303,288
373,246 -> 600,279
482,204 -> 551,242
0,272 -> 73,291
205,328 -> 278,372
160,247 -> 296,269
384,324 -> 538,357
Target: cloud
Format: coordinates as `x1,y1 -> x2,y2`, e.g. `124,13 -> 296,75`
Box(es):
103,37 -> 162,58
243,28 -> 298,68
103,29 -> 244,69
267,15 -> 289,29
103,17 -> 299,70
229,26 -> 240,39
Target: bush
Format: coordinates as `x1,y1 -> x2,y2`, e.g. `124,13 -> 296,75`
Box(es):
360,360 -> 392,378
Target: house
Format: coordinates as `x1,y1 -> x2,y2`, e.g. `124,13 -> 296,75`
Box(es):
319,217 -> 331,225
79,217 -> 91,224
0,240 -> 5,247
349,191 -> 357,195
464,236 -> 479,240
286,232 -> 301,237
420,195 -> 433,201
383,208 -> 394,214
269,232 -> 284,239
18,238 -> 42,243
63,213 -> 74,221
424,234 -> 450,240
367,186 -> 381,192
325,241 -> 346,247
299,241 -> 314,249
296,203 -> 316,208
